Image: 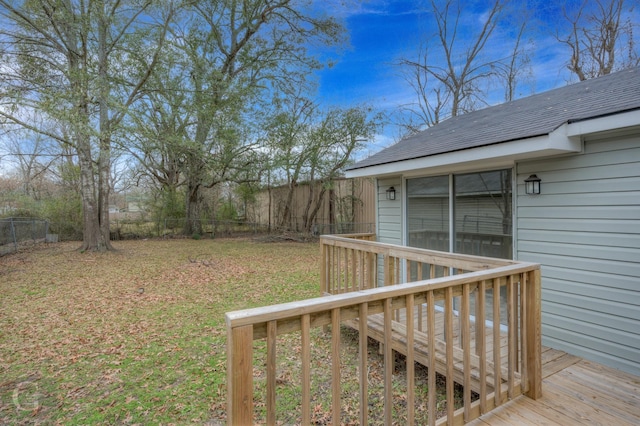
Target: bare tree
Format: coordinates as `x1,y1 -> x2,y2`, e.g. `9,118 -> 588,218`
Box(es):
299,106 -> 382,232
3,126 -> 59,198
397,0 -> 507,132
121,54 -> 191,219
398,44 -> 451,132
558,0 -> 640,81
265,94 -> 319,229
494,21 -> 532,102
399,0 -> 529,133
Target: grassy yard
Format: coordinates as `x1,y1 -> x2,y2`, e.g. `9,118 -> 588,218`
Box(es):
0,238 -> 459,425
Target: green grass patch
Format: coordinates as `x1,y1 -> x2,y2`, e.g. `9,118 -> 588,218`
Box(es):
0,239 -> 319,425
0,238 -> 463,425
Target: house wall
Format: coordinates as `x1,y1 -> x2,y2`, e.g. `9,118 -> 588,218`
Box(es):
516,131 -> 640,375
377,177 -> 402,245
376,177 -> 403,286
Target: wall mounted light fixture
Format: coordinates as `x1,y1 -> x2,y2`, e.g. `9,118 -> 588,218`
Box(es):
386,186 -> 396,200
524,174 -> 541,195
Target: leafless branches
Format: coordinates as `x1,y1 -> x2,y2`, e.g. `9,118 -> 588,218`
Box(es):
557,0 -> 639,81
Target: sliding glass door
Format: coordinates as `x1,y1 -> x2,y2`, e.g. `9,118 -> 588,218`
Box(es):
407,175 -> 450,252
454,170 -> 512,258
407,169 -> 513,259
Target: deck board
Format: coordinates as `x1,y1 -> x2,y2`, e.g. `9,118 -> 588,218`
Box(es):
572,360 -> 640,402
540,349 -> 581,378
468,359 -> 640,426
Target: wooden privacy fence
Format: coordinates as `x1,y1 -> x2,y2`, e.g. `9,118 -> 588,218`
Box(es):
226,235 -> 541,425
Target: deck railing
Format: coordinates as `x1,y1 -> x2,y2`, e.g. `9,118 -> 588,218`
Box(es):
226,235 -> 541,425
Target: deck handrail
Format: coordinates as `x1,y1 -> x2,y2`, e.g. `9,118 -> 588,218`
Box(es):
226,235 -> 541,425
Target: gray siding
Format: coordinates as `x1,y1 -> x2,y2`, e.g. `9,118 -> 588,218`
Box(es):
376,177 -> 402,287
377,177 -> 402,245
516,133 -> 640,375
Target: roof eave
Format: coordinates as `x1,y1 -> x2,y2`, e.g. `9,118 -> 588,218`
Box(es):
566,108 -> 640,137
346,125 -> 580,178
346,109 -> 640,179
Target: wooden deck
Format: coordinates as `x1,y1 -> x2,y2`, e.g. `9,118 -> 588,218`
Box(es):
469,350 -> 640,425
227,235 -> 633,424
346,309 -> 640,425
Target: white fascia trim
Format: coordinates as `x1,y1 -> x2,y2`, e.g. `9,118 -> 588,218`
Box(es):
566,109 -> 640,137
347,128 -> 581,179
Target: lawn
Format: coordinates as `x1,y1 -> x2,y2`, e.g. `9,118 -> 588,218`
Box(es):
1,238 -> 324,425
0,238 -> 459,425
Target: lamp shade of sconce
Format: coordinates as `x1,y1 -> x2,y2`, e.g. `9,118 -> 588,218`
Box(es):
386,186 -> 396,201
524,174 -> 541,195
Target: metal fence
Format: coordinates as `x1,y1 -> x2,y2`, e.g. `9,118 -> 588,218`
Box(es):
159,219 -> 271,239
109,218 -> 376,240
310,222 -> 375,235
0,218 -> 51,256
0,217 -> 376,252
160,219 -> 375,239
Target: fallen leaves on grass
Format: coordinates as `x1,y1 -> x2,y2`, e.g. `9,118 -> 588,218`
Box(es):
0,238 -> 320,425
1,238 -> 465,425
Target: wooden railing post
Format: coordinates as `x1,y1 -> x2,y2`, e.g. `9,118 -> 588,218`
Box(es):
524,268 -> 542,400
320,241 -> 327,296
227,324 -> 254,425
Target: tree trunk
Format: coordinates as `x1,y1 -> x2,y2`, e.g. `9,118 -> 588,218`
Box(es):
304,183 -> 328,233
301,180 -> 315,232
279,181 -> 296,229
97,136 -> 113,251
77,0 -> 113,252
185,181 -> 203,236
78,152 -> 99,250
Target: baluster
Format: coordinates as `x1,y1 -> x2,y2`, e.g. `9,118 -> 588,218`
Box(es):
344,247 -> 349,292
462,284 -> 471,422
383,298 -> 393,425
493,277 -> 502,407
427,290 -> 436,426
336,247 -> 342,293
445,287 -> 455,422
358,303 -> 368,425
267,321 -> 277,425
508,274 -> 516,399
406,294 -> 415,426
520,272 -> 528,394
331,308 -> 341,425
301,315 -> 311,426
478,280 -> 487,415
417,263 -> 423,332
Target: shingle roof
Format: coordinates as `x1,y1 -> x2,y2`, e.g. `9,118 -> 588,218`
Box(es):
348,67 -> 640,171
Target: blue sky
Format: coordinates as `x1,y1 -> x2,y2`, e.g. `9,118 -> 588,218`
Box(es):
1,1 -> 637,174
312,0 -> 638,154
316,2 -> 425,106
